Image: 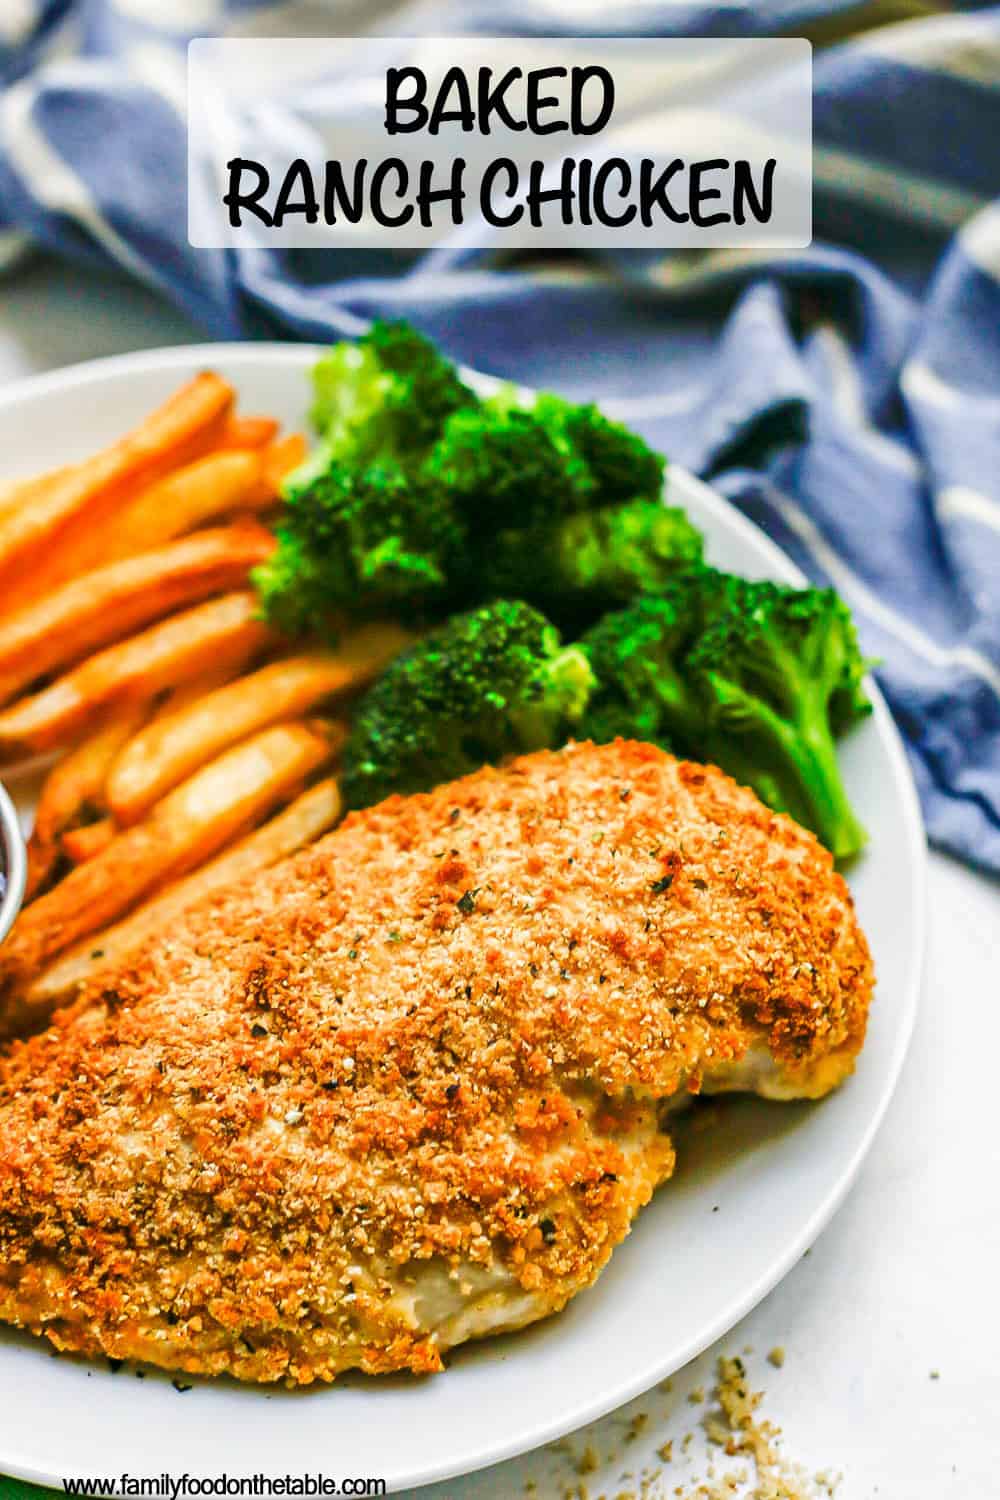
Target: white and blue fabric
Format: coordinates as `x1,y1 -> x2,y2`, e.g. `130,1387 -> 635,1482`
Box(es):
2,1 -> 1000,870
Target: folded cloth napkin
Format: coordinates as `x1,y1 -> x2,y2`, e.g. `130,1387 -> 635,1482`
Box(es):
1,0 -> 999,870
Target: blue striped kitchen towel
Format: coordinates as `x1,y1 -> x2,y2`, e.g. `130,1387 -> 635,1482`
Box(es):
1,0 -> 999,871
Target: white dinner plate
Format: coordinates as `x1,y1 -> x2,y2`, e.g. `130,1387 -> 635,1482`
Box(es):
0,345 -> 925,1494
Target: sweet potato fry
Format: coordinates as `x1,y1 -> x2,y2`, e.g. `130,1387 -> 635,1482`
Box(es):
0,591 -> 273,764
218,415 -> 280,451
0,522 -> 275,708
61,818 -> 116,864
107,622 -> 410,824
24,777 -> 343,1020
0,372 -> 234,612
0,720 -> 338,1009
24,704 -> 148,900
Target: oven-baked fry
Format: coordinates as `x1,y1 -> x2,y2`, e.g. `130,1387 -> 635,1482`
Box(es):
42,431 -> 304,579
218,416 -> 280,451
0,480 -> 28,517
24,704 -> 148,901
107,623 -> 410,824
148,662 -> 244,722
0,522 -> 275,708
23,777 -> 344,1021
259,432 -> 307,492
0,372 -> 234,612
91,433 -> 303,569
0,465 -> 78,519
60,818 -> 116,865
0,591 -> 273,764
102,450 -> 269,564
0,720 -> 338,1011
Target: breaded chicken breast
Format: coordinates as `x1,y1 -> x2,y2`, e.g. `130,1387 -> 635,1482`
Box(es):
0,741 -> 872,1383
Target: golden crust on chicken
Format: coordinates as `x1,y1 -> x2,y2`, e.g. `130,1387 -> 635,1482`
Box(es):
0,741 -> 872,1383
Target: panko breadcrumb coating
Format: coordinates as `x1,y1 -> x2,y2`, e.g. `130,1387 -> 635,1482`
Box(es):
0,741 -> 873,1384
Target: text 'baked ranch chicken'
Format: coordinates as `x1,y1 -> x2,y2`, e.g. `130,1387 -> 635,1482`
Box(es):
0,741 -> 873,1384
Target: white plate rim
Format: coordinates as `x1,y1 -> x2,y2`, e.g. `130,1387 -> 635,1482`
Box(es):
0,342 -> 926,1494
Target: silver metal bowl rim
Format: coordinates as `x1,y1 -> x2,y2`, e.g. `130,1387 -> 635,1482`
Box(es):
0,780 -> 26,945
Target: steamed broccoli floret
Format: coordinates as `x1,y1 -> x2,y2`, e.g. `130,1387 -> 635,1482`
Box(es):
260,323 -> 475,630
342,600 -> 595,809
532,394 -> 665,506
269,328 -> 676,634
254,459 -> 465,635
481,499 -> 703,628
306,320 -> 475,467
424,387 -> 667,536
580,566 -> 871,860
579,583 -> 707,749
830,645 -> 872,737
424,392 -> 590,533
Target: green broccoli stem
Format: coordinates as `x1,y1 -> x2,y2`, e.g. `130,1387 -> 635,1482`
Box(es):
792,705 -> 868,862
710,678 -> 866,860
778,726 -> 866,860
700,735 -> 786,815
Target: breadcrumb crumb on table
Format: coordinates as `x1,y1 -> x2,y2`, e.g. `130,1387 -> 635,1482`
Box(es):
521,1346 -> 841,1500
577,1445 -> 599,1475
698,1354 -> 838,1500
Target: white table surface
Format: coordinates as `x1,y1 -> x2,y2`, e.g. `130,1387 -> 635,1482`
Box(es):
2,257 -> 997,1500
